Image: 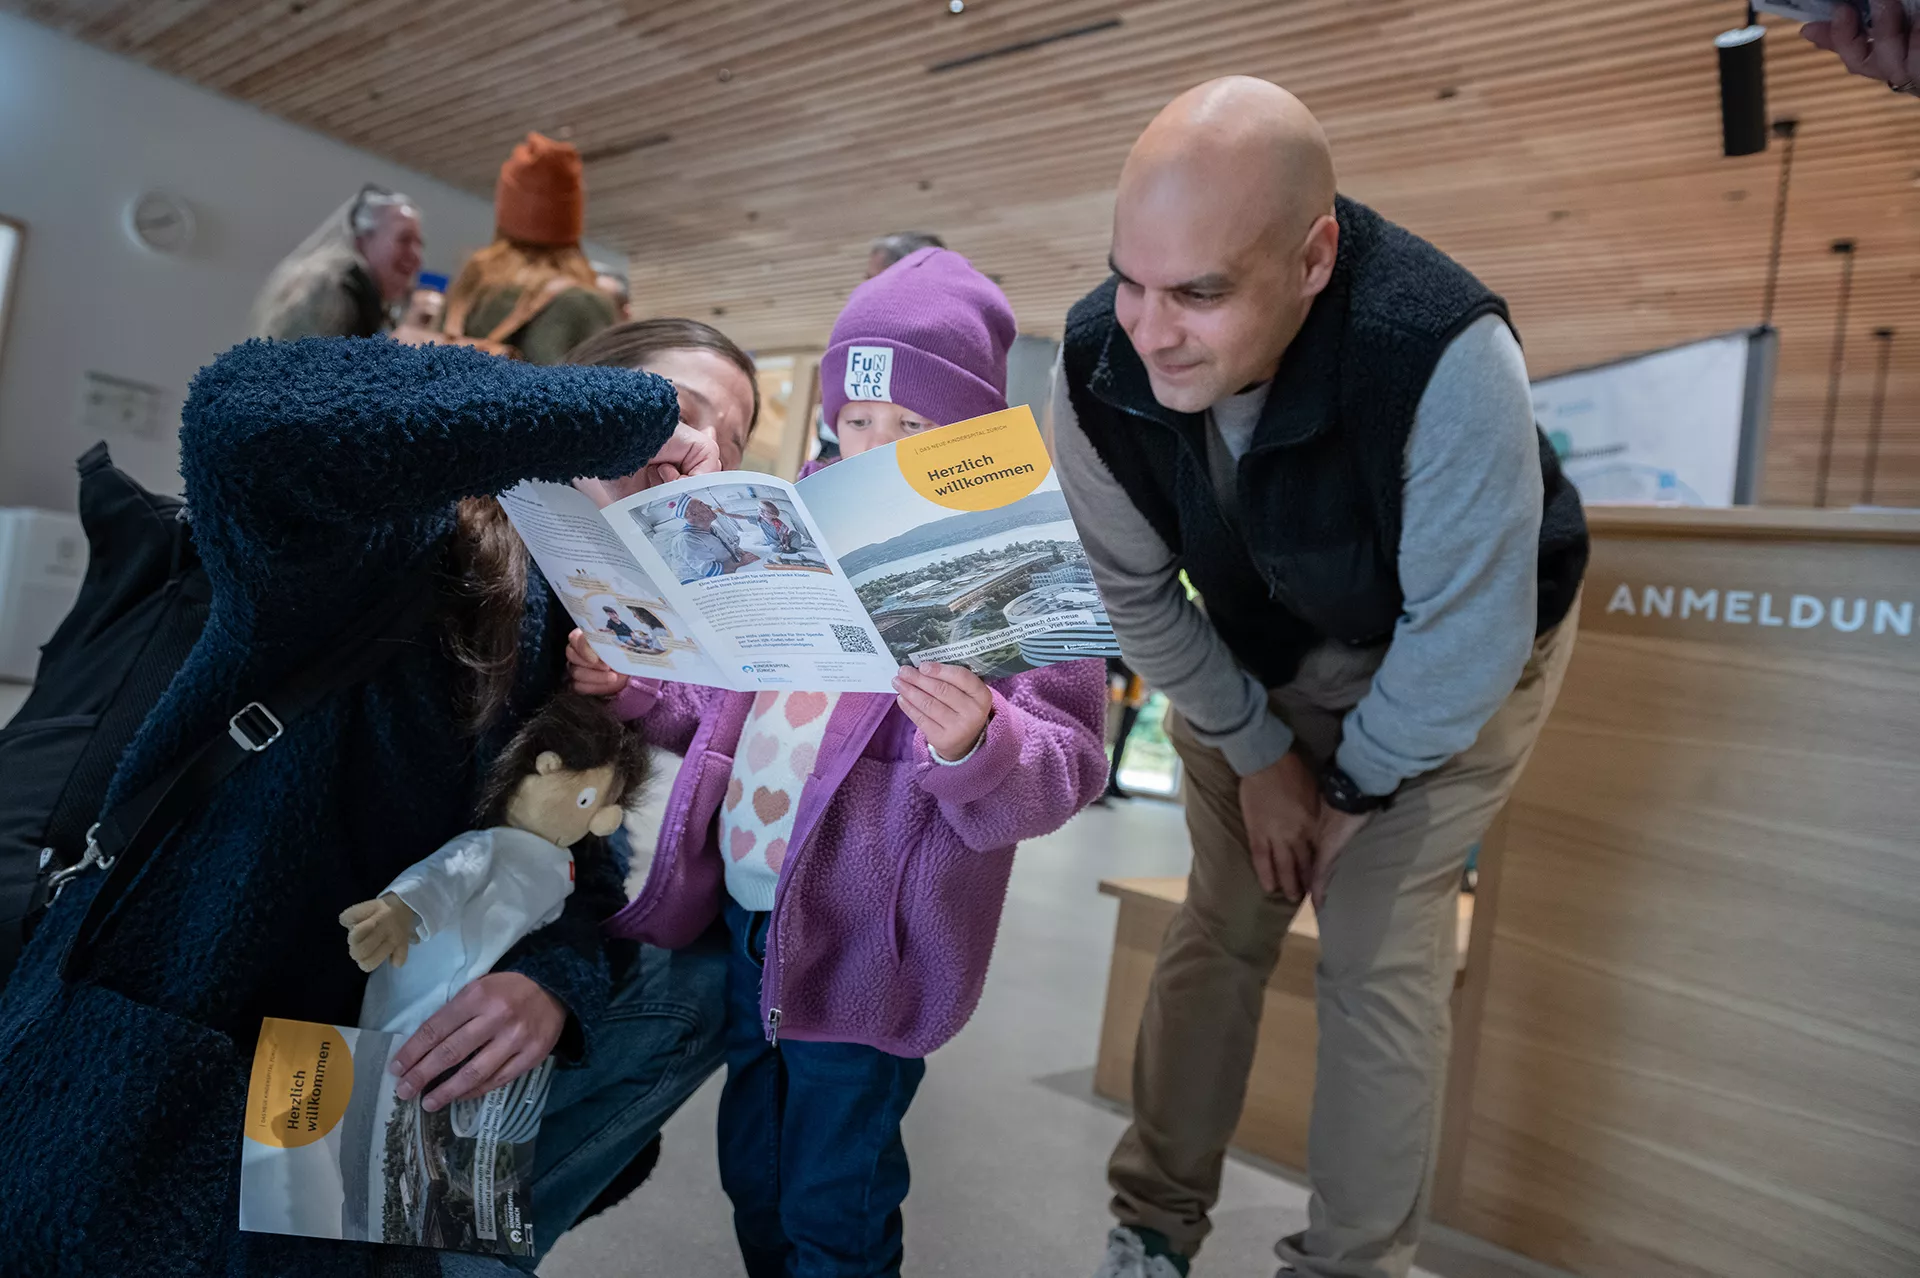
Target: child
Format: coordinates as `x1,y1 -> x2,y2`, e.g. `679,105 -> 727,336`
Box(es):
755,499 -> 799,554
567,249 -> 1108,1277
602,603 -> 642,651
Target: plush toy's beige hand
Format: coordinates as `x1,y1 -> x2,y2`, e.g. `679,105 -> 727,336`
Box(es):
339,892 -> 419,973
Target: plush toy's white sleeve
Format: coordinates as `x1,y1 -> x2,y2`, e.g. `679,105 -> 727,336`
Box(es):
382,830 -> 499,942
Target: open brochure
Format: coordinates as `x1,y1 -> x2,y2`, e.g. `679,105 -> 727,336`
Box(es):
239,1018 -> 552,1257
499,405 -> 1121,692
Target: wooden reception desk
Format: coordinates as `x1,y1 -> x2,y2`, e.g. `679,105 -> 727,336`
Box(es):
1095,507 -> 1920,1278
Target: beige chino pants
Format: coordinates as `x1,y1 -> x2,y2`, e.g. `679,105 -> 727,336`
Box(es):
1108,611 -> 1576,1278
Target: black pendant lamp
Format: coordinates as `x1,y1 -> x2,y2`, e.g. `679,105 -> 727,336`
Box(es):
1718,8 -> 1769,157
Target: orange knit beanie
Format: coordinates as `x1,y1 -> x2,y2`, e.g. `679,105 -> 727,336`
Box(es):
494,131 -> 585,247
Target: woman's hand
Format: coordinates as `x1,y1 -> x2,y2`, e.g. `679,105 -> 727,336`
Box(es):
391,972 -> 566,1111
567,628 -> 629,698
894,662 -> 994,762
642,421 -> 724,488
575,422 -> 724,507
1804,0 -> 1919,94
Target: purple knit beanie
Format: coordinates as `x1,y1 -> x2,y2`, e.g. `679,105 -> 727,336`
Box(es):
821,247 -> 1016,429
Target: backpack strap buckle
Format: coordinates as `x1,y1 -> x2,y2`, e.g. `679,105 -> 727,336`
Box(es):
227,702 -> 284,752
46,823 -> 111,901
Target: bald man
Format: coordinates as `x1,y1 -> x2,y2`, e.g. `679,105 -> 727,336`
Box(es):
1053,79 -> 1589,1278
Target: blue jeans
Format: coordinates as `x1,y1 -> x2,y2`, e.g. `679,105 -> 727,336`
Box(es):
521,927 -> 727,1262
717,900 -> 926,1278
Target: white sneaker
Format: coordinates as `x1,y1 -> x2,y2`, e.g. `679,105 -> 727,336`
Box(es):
1094,1227 -> 1185,1278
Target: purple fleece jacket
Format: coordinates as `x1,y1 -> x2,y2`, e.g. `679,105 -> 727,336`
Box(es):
603,660 -> 1107,1057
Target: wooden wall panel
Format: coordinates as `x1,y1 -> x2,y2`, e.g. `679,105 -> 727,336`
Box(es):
9,0 -> 1917,502
1439,511 -> 1920,1278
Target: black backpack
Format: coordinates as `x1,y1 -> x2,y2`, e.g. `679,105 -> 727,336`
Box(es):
0,443 -> 210,982
1,444 -> 440,990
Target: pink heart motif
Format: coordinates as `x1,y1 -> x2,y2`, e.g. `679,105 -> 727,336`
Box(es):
729,828 -> 757,861
725,777 -> 744,811
790,741 -> 818,779
785,691 -> 830,728
752,786 -> 791,824
752,690 -> 778,718
765,837 -> 789,872
746,732 -> 779,771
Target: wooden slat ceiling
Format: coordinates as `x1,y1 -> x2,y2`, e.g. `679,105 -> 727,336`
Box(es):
11,0 -> 1919,505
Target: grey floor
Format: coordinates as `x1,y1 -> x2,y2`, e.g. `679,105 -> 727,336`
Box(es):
542,798 -> 1563,1278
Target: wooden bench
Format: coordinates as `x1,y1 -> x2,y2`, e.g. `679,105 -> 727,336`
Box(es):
1093,876 -> 1473,1175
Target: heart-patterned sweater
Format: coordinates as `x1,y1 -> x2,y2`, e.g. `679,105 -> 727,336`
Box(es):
719,690 -> 841,910
604,657 -> 1108,1057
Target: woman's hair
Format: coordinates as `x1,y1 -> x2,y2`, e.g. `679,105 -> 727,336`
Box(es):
566,318 -> 761,434
443,238 -> 598,324
474,692 -> 649,829
350,186 -> 417,239
443,495 -> 531,735
627,605 -> 664,630
444,316 -> 758,735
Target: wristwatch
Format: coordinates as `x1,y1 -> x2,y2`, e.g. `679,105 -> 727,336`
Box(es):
1319,763 -> 1394,815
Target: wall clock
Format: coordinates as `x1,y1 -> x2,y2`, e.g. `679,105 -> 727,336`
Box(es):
125,190 -> 195,256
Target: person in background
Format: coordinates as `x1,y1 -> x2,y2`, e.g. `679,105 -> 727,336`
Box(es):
566,246 -> 1108,1278
595,264 -> 635,321
249,184 -> 422,340
402,270 -> 449,330
1801,0 -> 1918,95
441,132 -> 619,364
865,229 -> 947,279
388,270 -> 450,347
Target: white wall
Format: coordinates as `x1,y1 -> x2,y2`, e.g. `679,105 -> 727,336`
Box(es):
0,14 -> 522,511
1005,334 -> 1060,422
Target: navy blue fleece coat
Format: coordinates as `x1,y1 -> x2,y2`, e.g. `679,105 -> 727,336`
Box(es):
0,338 -> 678,1277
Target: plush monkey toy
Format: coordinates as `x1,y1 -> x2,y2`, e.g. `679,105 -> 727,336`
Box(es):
340,693 -> 648,1034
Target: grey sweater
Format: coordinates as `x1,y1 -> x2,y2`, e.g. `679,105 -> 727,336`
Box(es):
1050,313 -> 1542,795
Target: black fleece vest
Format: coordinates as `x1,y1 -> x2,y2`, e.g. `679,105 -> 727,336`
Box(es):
1063,196 -> 1589,689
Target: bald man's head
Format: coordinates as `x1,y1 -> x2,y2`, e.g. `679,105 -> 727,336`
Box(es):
1109,77 -> 1342,412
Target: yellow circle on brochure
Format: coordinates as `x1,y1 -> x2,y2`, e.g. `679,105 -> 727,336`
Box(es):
894,406 -> 1051,512
244,1018 -> 354,1149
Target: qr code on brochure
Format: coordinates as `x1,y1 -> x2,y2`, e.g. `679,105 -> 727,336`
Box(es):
831,623 -> 877,655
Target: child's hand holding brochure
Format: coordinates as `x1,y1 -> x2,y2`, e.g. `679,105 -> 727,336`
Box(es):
499,405 -> 1121,692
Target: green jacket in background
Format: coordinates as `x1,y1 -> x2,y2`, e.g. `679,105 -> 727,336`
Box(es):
452,283 -> 618,365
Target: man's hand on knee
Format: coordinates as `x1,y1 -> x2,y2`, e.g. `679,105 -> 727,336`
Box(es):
1237,751 -> 1321,900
